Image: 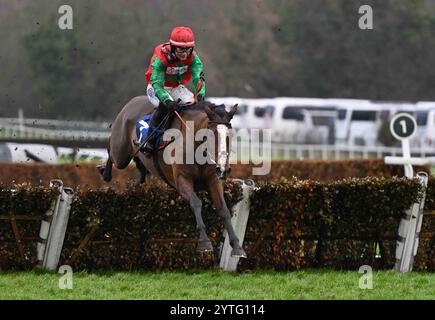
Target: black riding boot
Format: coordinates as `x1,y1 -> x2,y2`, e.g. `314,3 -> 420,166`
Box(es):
141,103 -> 168,154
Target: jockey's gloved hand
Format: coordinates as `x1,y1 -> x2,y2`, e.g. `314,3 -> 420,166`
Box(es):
164,99 -> 178,112
197,94 -> 204,102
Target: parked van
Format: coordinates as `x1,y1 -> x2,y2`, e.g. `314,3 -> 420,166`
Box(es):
207,96 -> 434,147
270,97 -> 339,144
331,99 -> 416,146
242,98 -> 276,130
415,102 -> 435,148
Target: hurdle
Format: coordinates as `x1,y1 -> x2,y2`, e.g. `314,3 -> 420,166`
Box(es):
37,179 -> 74,270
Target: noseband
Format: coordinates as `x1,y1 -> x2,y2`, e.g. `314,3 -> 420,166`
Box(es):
207,120 -> 232,128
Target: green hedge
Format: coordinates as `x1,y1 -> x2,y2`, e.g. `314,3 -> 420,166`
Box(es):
240,177 -> 433,271
0,178 -> 434,271
0,184 -> 58,270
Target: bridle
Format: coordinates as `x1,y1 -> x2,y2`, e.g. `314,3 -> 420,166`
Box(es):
208,120 -> 232,129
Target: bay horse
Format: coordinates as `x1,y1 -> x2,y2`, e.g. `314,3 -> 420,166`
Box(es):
98,96 -> 247,257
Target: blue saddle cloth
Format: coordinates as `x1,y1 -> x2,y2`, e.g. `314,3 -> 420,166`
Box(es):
135,115 -> 165,151
135,104 -> 197,155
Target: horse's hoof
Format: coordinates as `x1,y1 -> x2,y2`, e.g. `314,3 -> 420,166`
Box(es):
103,171 -> 112,182
97,164 -> 112,182
197,240 -> 213,253
231,247 -> 247,258
96,165 -> 105,176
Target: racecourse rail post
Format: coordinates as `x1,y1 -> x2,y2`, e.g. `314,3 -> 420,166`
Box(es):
37,179 -> 74,270
220,179 -> 255,271
384,113 -> 433,272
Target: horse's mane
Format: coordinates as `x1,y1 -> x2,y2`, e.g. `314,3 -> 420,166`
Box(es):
179,101 -> 226,117
176,101 -> 228,131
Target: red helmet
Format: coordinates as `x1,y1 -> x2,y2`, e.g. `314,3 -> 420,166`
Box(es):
169,26 -> 195,47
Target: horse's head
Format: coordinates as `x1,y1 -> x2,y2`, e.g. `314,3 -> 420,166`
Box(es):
203,102 -> 237,180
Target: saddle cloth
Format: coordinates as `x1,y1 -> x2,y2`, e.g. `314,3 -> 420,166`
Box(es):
135,114 -> 166,151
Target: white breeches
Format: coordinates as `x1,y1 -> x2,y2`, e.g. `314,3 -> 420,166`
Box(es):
146,84 -> 195,107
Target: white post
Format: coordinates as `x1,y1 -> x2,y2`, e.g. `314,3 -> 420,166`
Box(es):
18,108 -> 24,138
401,139 -> 413,178
220,179 -> 255,271
395,172 -> 428,272
37,179 -> 74,270
384,156 -> 435,167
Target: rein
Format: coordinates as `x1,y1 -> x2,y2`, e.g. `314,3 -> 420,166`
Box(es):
175,104 -> 232,129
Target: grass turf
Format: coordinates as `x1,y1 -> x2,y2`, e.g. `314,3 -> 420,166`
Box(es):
0,269 -> 433,300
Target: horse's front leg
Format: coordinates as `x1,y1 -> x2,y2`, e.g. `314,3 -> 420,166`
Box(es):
97,148 -> 113,182
207,177 -> 247,258
176,175 -> 213,252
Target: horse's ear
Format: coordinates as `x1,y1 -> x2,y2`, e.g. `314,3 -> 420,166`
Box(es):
227,104 -> 238,120
204,104 -> 216,120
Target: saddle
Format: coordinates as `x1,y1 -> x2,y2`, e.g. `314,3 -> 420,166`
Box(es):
134,102 -> 198,157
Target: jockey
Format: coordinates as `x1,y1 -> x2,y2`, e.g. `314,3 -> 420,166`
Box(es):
142,26 -> 206,153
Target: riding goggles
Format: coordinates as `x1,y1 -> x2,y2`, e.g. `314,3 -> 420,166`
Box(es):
174,46 -> 193,54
